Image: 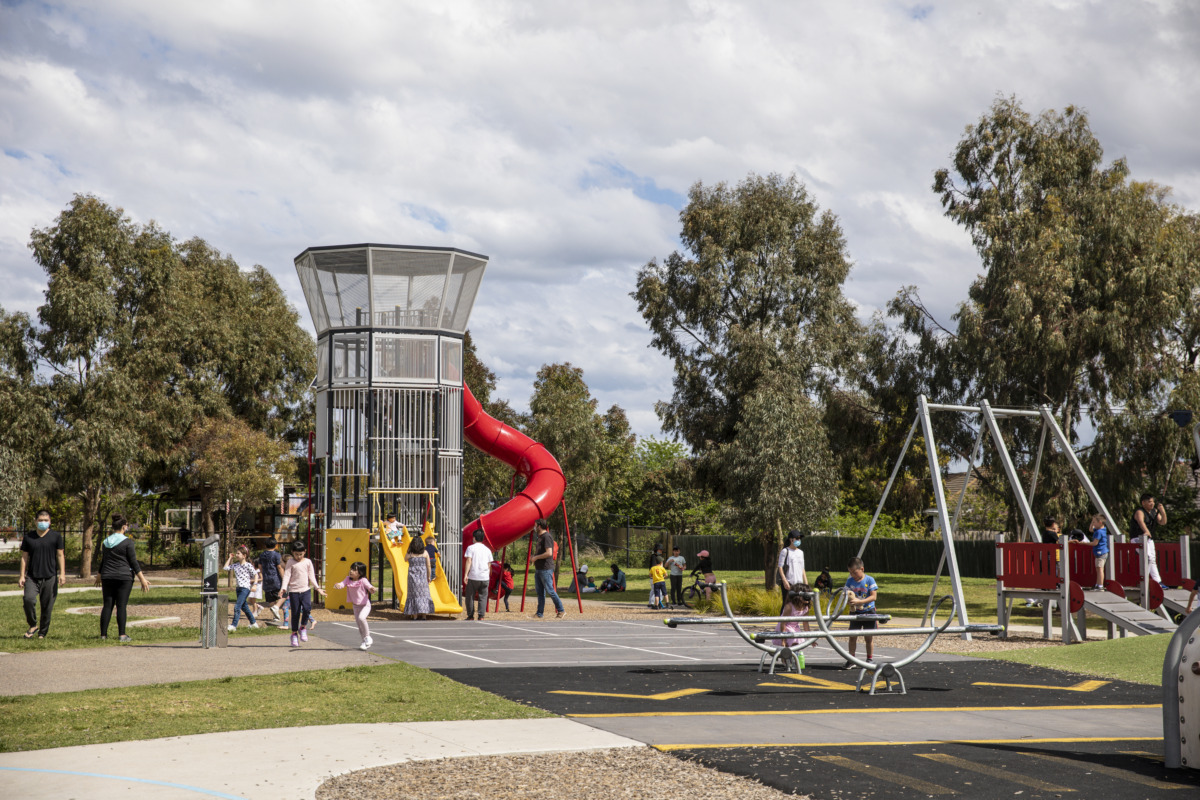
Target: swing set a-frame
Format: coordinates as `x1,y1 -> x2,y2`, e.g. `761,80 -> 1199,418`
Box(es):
859,395 -> 1124,640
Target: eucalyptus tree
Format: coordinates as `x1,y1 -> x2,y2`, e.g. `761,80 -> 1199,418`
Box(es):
461,331 -> 525,522
891,97 -> 1199,525
634,172 -> 858,581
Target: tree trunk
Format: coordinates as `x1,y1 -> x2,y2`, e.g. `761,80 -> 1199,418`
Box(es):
200,489 -> 216,541
762,519 -> 784,591
79,486 -> 102,579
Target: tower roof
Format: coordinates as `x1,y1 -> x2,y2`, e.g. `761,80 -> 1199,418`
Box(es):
294,243 -> 488,335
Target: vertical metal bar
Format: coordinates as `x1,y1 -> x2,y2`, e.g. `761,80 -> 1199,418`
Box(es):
979,400 -> 1042,539
917,395 -> 971,634
995,533 -> 1007,638
856,417 -> 919,559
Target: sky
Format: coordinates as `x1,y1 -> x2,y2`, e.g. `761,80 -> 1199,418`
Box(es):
2,0 -> 1198,440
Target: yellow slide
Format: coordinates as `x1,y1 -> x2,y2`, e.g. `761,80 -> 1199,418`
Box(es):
378,522 -> 463,615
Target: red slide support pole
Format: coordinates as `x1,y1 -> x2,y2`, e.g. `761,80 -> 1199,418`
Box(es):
561,500 -> 583,613
520,531 -> 534,612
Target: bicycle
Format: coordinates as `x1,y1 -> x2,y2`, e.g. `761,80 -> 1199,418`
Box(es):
681,574 -> 717,607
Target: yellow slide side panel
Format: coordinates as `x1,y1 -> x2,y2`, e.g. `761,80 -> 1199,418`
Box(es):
379,527 -> 411,609
324,529 -> 370,611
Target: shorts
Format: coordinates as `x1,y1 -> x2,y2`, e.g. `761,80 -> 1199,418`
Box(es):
264,589 -> 281,604
849,615 -> 877,631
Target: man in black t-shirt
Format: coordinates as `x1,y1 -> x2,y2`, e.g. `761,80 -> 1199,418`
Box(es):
18,509 -> 66,638
531,518 -> 564,618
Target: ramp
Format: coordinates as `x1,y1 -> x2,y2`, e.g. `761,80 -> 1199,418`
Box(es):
1082,588 -> 1176,636
1162,587 -> 1196,618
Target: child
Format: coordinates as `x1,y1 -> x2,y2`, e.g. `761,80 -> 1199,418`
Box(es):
257,537 -> 285,624
664,546 -> 687,606
1084,514 -> 1110,590
282,541 -> 326,646
248,563 -> 263,619
649,556 -> 668,609
843,556 -> 878,666
776,588 -> 810,647
223,544 -> 260,632
334,561 -> 376,650
489,561 -> 515,611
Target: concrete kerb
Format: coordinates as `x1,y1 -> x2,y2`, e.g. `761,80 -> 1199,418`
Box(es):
0,719 -> 644,800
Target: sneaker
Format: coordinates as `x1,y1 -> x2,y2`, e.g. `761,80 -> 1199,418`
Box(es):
270,607 -> 281,620
100,635 -> 107,640
363,636 -> 373,648
308,618 -> 317,630
555,610 -> 565,618
290,634 -> 299,647
359,641 -> 371,650
119,635 -> 132,643
536,613 -> 544,618
477,616 -> 485,622
299,627 -> 308,642
249,622 -> 260,629
1091,585 -> 1104,591
227,625 -> 236,633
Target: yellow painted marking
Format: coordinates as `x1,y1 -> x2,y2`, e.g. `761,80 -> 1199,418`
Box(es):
653,736 -> 1160,752
758,673 -> 855,691
1021,751 -> 1189,790
917,753 -> 1074,792
972,679 -> 1109,692
549,688 -> 709,701
568,702 -> 1156,719
1121,750 -> 1163,762
812,754 -> 955,795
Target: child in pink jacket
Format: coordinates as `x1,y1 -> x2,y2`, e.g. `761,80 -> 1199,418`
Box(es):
334,561 -> 376,650
282,541 -> 326,647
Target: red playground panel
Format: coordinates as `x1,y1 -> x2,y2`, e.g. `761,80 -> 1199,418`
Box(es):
1066,544 -> 1098,587
1112,543 -> 1142,587
997,543 -> 1059,590
1158,543 -> 1185,587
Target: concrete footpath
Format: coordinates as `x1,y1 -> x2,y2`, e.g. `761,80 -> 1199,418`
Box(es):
0,718 -> 642,799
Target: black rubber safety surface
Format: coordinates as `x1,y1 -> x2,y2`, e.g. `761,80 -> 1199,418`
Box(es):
439,661 -> 1192,799
440,660 -> 1158,715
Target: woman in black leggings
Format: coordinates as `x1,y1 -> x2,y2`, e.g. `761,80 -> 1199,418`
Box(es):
96,515 -> 150,642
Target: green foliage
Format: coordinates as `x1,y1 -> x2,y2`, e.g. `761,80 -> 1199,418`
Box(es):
526,363 -> 608,534
888,97 -> 1200,530
983,634 -> 1170,686
820,500 -> 921,540
634,172 -> 862,451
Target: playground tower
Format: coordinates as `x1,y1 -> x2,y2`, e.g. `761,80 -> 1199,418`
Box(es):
294,244 -> 488,587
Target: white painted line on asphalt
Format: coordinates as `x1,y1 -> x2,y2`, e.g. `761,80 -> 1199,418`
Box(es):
332,622 -> 397,638
574,638 -> 702,662
475,621 -> 560,637
403,639 -> 499,664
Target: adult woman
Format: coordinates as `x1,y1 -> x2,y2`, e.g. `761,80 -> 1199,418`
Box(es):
96,515 -> 150,642
404,534 -> 435,620
690,549 -> 715,600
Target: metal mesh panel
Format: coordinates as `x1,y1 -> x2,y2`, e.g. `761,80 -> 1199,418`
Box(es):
331,333 -> 369,385
370,387 -> 438,490
329,388 -> 370,525
440,453 -> 463,588
295,255 -> 330,334
312,249 -> 369,328
373,334 -> 437,383
440,338 -> 463,385
446,256 -> 486,332
440,385 -> 463,451
370,249 -> 452,328
315,336 -> 329,388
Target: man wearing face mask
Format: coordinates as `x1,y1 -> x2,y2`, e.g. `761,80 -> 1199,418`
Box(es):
18,509 -> 66,639
776,529 -> 808,614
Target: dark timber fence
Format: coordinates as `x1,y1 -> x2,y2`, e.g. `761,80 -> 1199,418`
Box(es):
577,528 -> 1200,580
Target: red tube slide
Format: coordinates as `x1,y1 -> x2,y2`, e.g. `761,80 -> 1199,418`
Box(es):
462,382 -> 565,552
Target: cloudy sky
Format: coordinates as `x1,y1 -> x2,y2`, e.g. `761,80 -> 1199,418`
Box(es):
2,1 -> 1198,439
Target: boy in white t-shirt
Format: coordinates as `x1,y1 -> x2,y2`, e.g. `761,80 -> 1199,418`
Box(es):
462,530 -> 493,621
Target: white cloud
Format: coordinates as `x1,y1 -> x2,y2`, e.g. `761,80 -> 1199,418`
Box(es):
1,0 -> 1198,439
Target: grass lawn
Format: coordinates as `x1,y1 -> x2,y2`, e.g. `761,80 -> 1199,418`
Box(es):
0,661 -> 552,752
0,587 -> 281,652
979,633 -> 1171,685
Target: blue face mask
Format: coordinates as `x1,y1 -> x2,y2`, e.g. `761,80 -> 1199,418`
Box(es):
36,521 -> 50,532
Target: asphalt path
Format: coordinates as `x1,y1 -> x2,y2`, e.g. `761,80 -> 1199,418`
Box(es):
438,661 -> 1193,799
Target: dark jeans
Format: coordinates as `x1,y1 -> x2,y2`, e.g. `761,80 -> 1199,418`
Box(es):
232,586 -> 257,627
669,574 -> 684,605
288,590 -> 312,633
23,576 -> 58,636
535,569 -> 563,615
495,585 -> 512,610
464,579 -> 488,619
100,578 -> 133,637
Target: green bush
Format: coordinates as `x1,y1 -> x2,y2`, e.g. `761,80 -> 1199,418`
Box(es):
164,544 -> 202,569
